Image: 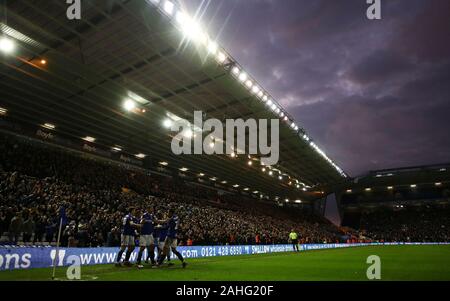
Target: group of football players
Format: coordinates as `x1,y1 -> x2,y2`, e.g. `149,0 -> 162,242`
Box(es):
115,206 -> 187,269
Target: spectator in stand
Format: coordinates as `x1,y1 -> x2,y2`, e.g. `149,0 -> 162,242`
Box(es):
8,211 -> 23,244
22,212 -> 35,243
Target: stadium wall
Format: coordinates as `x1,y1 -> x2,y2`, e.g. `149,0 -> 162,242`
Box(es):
1,243 -> 448,271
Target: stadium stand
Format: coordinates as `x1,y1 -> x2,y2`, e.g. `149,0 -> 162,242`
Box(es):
0,131 -> 344,247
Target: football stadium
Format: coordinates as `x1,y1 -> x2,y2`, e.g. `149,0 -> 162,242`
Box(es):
0,0 -> 449,288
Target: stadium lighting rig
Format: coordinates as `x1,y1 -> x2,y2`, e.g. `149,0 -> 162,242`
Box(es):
135,153 -> 147,159
146,0 -> 348,180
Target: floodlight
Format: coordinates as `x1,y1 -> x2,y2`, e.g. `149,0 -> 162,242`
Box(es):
83,136 -> 96,143
217,52 -> 227,63
135,153 -> 146,159
163,119 -> 173,128
0,37 -> 15,53
41,123 -> 55,130
207,41 -> 218,54
245,80 -> 253,88
239,72 -> 248,82
123,99 -> 136,111
183,129 -> 193,138
163,1 -> 175,15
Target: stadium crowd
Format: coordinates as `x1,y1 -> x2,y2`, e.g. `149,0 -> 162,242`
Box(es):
0,133 -> 342,247
358,207 -> 450,242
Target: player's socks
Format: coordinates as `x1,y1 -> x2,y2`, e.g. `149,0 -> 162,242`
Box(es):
124,249 -> 133,263
136,249 -> 144,264
148,247 -> 155,264
116,249 -> 125,263
172,249 -> 184,263
158,254 -> 166,265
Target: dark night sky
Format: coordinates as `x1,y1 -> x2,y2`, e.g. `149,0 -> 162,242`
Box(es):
178,0 -> 450,177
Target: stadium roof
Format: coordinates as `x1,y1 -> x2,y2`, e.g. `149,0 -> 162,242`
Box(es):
0,0 -> 347,201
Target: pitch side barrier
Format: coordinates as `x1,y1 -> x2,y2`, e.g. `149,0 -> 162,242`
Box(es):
0,242 -> 448,271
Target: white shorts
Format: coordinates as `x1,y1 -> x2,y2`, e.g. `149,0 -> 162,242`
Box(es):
139,234 -> 154,247
164,237 -> 178,249
121,234 -> 135,246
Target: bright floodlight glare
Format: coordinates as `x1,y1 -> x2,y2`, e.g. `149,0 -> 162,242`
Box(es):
183,129 -> 193,138
207,41 -> 218,54
245,80 -> 253,88
248,160 -> 253,166
0,37 -> 15,54
238,72 -> 247,82
269,171 -> 273,176
123,99 -> 136,111
252,86 -> 260,94
135,153 -> 146,159
83,136 -> 96,143
175,11 -> 187,25
232,66 -> 240,75
230,152 -> 236,158
181,17 -> 205,43
267,99 -> 273,106
163,119 -> 173,128
163,1 -> 174,15
217,52 -> 226,63
271,104 -> 277,111
42,123 -> 55,130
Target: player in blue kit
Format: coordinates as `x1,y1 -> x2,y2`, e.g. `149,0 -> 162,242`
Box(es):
136,207 -> 156,268
156,209 -> 187,268
116,207 -> 140,267
156,221 -> 172,266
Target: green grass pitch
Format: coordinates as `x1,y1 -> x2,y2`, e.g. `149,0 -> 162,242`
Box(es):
1,245 -> 449,281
